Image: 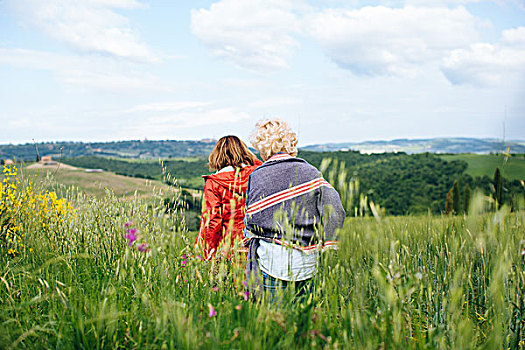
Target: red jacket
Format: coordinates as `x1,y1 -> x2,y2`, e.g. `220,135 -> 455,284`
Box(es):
195,160 -> 262,259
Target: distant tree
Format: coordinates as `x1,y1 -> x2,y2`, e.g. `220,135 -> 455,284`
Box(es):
452,180 -> 461,214
445,187 -> 453,214
493,167 -> 504,209
463,184 -> 471,214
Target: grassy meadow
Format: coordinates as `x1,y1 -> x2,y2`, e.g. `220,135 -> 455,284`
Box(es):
1,163 -> 525,349
440,153 -> 525,180
22,163 -> 173,199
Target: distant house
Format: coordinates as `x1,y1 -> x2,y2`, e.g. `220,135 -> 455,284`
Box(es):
41,156 -> 57,165
85,169 -> 103,173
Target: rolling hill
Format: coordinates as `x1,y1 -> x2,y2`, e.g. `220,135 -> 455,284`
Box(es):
439,153 -> 525,181
22,162 -> 174,199
302,137 -> 525,154
2,137 -> 525,161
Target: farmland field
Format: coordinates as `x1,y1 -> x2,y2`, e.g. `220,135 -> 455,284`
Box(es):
1,163 -> 525,349
22,162 -> 173,199
440,153 -> 525,180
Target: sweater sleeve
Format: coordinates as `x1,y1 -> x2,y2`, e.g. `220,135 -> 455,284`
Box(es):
318,177 -> 346,248
242,175 -> 252,240
199,179 -> 223,256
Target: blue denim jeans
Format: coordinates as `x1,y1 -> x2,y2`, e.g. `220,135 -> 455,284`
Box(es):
260,270 -> 314,303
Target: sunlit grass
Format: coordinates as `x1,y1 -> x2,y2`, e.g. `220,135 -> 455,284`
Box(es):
23,166 -> 172,199
440,153 -> 525,180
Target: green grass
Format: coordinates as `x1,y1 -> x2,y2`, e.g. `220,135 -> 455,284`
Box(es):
440,153 -> 525,180
1,166 -> 524,349
23,167 -> 171,199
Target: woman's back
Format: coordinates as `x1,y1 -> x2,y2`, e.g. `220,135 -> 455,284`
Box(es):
195,135 -> 261,259
201,163 -> 259,248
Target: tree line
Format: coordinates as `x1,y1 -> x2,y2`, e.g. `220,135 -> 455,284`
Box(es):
61,152 -> 523,217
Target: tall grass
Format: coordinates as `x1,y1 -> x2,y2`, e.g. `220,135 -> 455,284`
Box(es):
0,164 -> 524,349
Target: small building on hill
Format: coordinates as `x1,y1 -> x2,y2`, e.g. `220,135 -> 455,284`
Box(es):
40,155 -> 57,166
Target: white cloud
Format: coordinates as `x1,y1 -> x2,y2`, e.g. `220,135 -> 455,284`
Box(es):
124,102 -> 211,113
191,0 -> 301,71
247,97 -> 302,109
5,0 -> 156,61
58,70 -> 169,92
118,101 -> 251,134
0,48 -> 168,92
502,26 -> 525,47
307,5 -> 480,77
127,108 -> 251,136
405,0 -> 490,5
441,27 -> 525,86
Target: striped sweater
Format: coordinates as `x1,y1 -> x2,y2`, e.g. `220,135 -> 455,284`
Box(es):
244,153 -> 346,288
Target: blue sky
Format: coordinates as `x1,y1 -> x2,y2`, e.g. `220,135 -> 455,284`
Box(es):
1,0 -> 524,147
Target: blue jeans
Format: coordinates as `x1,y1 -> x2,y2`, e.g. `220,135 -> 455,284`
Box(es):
260,270 -> 314,303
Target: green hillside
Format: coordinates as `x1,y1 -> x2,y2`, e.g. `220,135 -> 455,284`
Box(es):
16,162 -> 203,231
440,154 -> 525,180
63,156 -> 207,189
23,163 -> 173,199
59,152 -> 525,216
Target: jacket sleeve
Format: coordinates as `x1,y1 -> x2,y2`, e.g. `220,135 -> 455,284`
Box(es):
318,177 -> 346,249
199,179 -> 223,257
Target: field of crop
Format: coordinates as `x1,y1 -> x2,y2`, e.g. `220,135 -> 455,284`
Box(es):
1,163 -> 525,349
22,163 -> 172,199
440,153 -> 525,180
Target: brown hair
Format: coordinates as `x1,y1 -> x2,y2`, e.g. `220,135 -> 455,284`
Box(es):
208,135 -> 257,171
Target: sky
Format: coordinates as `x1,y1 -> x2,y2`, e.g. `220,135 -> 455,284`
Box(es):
1,0 -> 524,147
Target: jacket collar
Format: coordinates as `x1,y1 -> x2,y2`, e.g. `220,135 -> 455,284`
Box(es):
265,152 -> 294,163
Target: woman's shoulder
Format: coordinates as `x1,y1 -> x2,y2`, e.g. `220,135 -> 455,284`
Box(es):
251,157 -> 321,180
264,156 -> 319,170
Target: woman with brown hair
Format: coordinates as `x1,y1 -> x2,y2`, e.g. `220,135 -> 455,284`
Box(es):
195,135 -> 262,260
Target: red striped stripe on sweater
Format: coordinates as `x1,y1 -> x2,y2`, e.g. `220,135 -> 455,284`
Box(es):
247,177 -> 333,215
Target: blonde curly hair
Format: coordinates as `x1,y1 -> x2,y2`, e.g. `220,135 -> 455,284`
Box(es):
250,118 -> 298,160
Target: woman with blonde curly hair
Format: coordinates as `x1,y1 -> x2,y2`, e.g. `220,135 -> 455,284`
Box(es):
243,119 -> 345,301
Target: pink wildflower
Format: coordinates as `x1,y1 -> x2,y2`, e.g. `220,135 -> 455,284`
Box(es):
137,243 -> 149,252
208,304 -> 216,318
124,222 -> 132,228
124,230 -> 137,246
